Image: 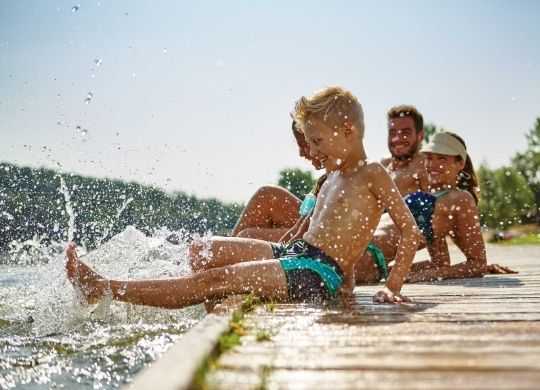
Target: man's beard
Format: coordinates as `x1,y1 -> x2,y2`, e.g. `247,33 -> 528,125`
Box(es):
390,141 -> 421,161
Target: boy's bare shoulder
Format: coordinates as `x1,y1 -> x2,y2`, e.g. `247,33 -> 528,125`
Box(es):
364,161 -> 390,178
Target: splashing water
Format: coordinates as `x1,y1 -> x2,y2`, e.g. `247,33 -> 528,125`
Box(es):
59,176 -> 77,243
96,197 -> 133,246
84,92 -> 94,104
0,226 -> 206,389
75,125 -> 89,138
0,171 -> 213,389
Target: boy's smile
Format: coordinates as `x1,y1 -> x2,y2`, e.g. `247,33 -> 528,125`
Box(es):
303,117 -> 353,171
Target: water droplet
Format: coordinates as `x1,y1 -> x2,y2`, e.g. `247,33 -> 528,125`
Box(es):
336,158 -> 343,165
162,48 -> 168,54
84,92 -> 94,104
94,58 -> 102,67
71,5 -> 80,12
75,125 -> 88,137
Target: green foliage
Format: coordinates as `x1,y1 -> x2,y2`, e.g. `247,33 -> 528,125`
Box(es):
255,329 -> 272,342
423,122 -> 443,143
277,168 -> 315,199
497,233 -> 540,246
478,164 -> 535,228
512,117 -> 540,221
0,162 -> 243,253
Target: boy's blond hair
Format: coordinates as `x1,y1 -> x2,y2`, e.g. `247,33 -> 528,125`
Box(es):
293,86 -> 364,137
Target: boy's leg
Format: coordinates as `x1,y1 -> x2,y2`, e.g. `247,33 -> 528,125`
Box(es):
190,237 -> 275,272
66,244 -> 289,309
231,185 -> 300,237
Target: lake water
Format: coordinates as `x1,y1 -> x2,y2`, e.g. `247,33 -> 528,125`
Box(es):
0,227 -> 207,389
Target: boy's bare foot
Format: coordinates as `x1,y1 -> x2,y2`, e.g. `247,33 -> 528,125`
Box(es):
65,242 -> 108,304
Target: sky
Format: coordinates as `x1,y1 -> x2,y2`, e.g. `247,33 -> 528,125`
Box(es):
1,0 -> 539,203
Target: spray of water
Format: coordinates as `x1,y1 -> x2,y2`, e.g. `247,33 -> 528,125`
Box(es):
59,176 -> 76,243
96,197 -> 133,246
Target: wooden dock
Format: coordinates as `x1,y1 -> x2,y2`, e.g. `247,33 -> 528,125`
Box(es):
205,244 -> 540,389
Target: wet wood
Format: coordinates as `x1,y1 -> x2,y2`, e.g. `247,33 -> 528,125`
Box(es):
207,244 -> 540,389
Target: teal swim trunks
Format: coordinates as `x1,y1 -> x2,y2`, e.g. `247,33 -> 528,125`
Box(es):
277,240 -> 344,302
366,243 -> 388,281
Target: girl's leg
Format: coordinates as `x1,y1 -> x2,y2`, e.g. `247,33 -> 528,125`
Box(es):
236,227 -> 290,242
189,237 -> 275,272
66,243 -> 289,309
231,185 -> 300,238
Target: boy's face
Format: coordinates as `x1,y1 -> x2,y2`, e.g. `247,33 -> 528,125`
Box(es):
388,116 -> 423,160
303,116 -> 355,171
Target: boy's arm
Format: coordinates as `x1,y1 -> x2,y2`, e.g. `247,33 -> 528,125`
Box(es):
368,164 -> 421,301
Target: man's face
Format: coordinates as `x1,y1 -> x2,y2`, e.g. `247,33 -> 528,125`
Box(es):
303,116 -> 352,171
388,116 -> 423,159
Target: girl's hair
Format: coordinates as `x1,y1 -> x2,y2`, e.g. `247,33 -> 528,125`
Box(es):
446,132 -> 480,204
313,173 -> 328,197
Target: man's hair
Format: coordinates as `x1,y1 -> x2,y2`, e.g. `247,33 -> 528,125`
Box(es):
387,105 -> 424,133
293,86 -> 364,136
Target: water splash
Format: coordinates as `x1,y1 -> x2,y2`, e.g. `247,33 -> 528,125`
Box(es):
75,125 -> 88,138
83,92 -> 93,104
59,176 -> 77,242
96,197 -> 134,246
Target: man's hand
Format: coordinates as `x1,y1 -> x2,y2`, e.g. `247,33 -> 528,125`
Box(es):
373,287 -> 412,304
485,264 -> 518,274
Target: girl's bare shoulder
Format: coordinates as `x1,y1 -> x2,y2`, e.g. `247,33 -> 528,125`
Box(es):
439,189 -> 477,209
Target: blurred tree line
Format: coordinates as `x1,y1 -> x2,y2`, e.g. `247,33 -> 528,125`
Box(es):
0,163 -> 243,252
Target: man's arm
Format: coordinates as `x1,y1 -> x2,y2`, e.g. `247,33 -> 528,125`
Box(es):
368,164 -> 421,301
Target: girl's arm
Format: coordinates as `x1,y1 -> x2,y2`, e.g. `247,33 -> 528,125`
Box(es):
278,215 -> 307,243
407,192 -> 486,282
282,216 -> 311,243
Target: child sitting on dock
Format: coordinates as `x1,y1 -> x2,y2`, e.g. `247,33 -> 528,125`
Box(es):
65,86 -> 421,307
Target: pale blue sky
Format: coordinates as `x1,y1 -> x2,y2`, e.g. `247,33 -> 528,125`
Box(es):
1,1 -> 539,202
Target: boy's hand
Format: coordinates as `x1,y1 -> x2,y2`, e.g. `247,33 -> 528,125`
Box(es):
373,287 -> 411,304
485,264 -> 518,274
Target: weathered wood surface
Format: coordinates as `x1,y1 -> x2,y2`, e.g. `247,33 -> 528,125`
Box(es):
207,244 -> 540,389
